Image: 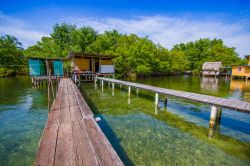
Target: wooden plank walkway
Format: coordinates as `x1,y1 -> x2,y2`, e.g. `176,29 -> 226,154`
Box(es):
35,78 -> 123,166
95,77 -> 250,113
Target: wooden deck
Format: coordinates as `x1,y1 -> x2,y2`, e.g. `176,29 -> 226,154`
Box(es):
95,77 -> 250,113
35,78 -> 123,166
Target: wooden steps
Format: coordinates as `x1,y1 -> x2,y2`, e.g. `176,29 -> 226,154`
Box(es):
35,78 -> 123,166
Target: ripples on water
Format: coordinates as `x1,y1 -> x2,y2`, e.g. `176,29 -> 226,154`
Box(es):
81,76 -> 250,166
0,76 -> 249,166
0,77 -> 48,166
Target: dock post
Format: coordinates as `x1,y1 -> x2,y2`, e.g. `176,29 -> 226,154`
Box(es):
74,74 -> 77,83
101,80 -> 104,91
128,86 -> 131,97
209,105 -> 219,128
112,83 -> 115,96
136,88 -> 139,95
94,78 -> 97,89
164,96 -> 168,111
155,93 -> 159,108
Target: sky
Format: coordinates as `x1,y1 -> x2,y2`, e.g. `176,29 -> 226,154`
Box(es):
0,0 -> 250,56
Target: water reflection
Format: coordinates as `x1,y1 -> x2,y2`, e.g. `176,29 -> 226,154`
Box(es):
92,76 -> 250,165
201,77 -> 219,92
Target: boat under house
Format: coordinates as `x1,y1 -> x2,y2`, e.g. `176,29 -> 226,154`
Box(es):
68,52 -> 115,82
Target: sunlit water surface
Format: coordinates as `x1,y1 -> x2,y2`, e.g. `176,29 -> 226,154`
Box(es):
0,76 -> 250,166
0,77 -> 48,166
80,76 -> 250,166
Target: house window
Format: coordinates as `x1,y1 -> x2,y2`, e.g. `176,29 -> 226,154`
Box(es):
238,67 -> 241,71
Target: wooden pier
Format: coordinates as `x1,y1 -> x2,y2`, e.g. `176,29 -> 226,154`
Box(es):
95,77 -> 250,132
35,78 -> 123,166
95,77 -> 250,113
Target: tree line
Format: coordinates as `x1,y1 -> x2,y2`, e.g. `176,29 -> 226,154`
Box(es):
0,23 -> 247,77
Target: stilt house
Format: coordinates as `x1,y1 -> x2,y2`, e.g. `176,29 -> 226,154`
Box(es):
68,52 -> 115,81
202,62 -> 223,76
232,55 -> 250,79
28,57 -> 64,76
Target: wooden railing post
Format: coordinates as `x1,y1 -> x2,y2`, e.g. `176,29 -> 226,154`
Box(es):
155,93 -> 159,108
128,86 -> 131,97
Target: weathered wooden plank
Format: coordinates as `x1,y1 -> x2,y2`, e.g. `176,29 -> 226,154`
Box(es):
236,101 -> 248,111
227,100 -> 243,109
62,79 -> 69,95
54,123 -> 76,166
244,103 -> 250,112
35,125 -> 59,166
59,107 -> 71,124
67,82 -> 74,93
84,118 -> 123,166
61,94 -> 70,108
75,92 -> 94,117
96,77 -> 250,113
69,93 -> 78,106
51,91 -> 63,111
36,78 -> 124,166
46,109 -> 60,128
70,105 -> 83,122
72,120 -> 99,166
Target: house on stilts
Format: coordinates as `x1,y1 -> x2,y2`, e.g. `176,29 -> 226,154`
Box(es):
202,62 -> 230,77
68,52 -> 116,82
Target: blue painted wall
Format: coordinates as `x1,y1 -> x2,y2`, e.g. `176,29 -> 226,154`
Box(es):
53,60 -> 64,76
29,59 -> 46,76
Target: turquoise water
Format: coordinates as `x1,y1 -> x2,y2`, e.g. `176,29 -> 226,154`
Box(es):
0,77 -> 48,166
81,76 -> 250,165
0,76 -> 249,166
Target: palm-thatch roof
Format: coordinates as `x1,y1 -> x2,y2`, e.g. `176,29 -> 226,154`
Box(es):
202,62 -> 223,71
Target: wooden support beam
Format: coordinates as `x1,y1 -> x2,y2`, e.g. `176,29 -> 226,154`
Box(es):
209,105 -> 219,128
112,83 -> 115,96
164,96 -> 168,111
128,86 -> 131,97
101,80 -> 104,91
155,93 -> 159,107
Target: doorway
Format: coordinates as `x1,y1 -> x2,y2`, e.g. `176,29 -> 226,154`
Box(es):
95,61 -> 100,73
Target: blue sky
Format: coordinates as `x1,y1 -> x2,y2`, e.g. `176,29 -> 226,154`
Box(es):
0,0 -> 249,56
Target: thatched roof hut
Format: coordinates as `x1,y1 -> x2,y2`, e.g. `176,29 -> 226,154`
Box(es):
202,62 -> 223,71
202,62 -> 223,76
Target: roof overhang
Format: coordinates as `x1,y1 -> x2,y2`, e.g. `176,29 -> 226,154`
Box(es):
27,57 -> 66,61
68,52 -> 116,59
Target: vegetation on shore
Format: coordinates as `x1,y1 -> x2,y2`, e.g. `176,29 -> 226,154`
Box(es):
0,35 -> 27,77
0,23 -> 247,77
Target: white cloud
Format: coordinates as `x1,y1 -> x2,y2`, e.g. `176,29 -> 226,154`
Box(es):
0,11 -> 249,57
0,12 -> 48,48
63,15 -> 250,56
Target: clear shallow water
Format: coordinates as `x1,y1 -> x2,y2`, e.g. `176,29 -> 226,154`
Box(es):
0,77 -> 48,166
0,76 -> 249,166
81,76 -> 250,166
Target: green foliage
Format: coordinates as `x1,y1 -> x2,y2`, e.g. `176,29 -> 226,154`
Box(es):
0,35 -> 27,77
71,26 -> 98,53
21,24 -> 246,78
173,38 -> 243,73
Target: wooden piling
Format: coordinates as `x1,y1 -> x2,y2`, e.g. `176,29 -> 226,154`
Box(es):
128,86 -> 131,97
209,106 -> 219,128
155,93 -> 159,107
